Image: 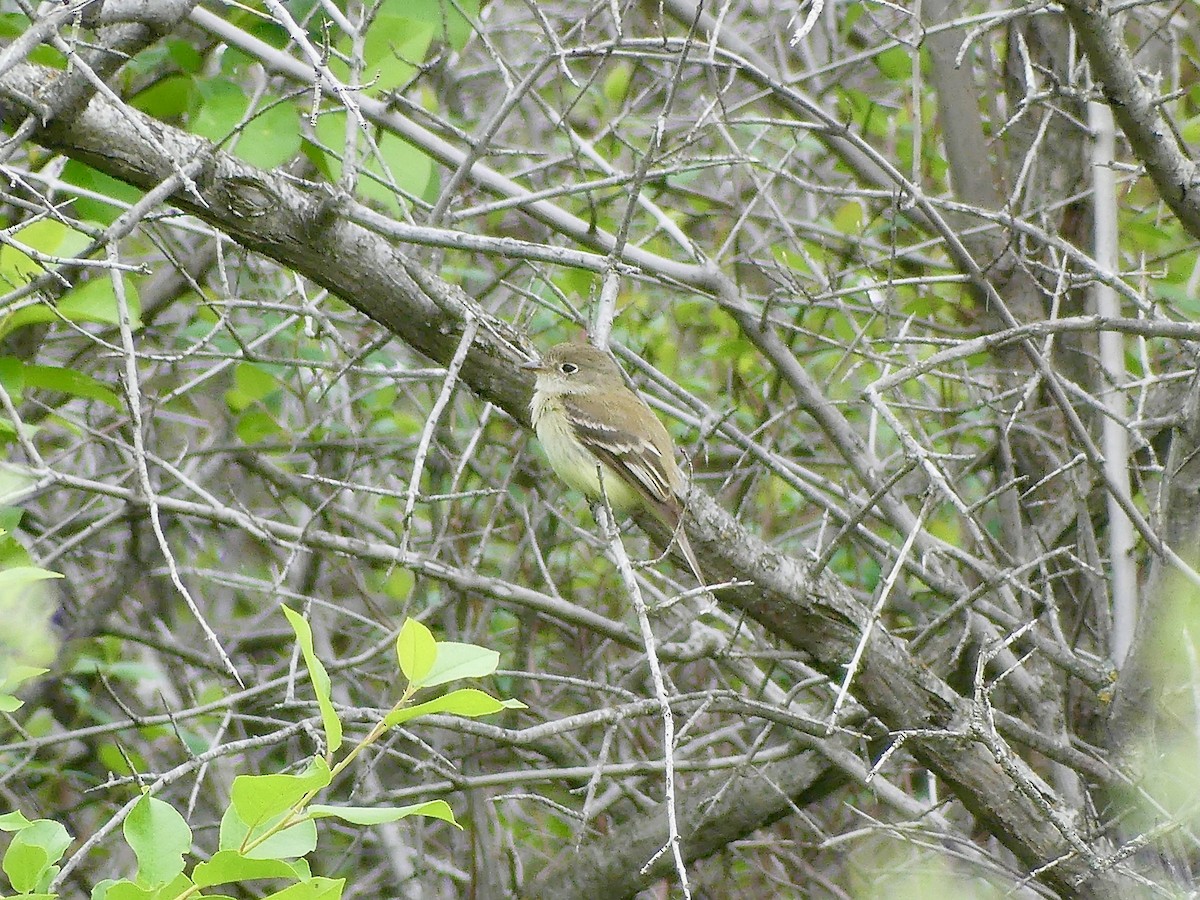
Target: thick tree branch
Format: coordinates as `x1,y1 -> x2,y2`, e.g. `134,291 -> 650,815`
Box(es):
1058,0 -> 1200,240
527,751 -> 839,899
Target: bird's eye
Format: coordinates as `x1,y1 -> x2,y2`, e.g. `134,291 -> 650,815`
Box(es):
560,362 -> 578,375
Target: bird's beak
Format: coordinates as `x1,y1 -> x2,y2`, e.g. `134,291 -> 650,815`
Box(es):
520,358 -> 545,373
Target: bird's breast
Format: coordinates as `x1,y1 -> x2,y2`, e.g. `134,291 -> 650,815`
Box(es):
530,389 -> 638,510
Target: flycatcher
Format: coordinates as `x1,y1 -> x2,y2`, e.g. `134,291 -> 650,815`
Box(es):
523,342 -> 705,586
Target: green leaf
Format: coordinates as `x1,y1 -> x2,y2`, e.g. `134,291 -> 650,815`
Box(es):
0,664 -> 47,711
235,409 -> 284,444
419,641 -> 499,687
124,794 -> 191,887
97,872 -> 194,899
61,160 -> 144,224
0,219 -> 90,287
193,850 -> 303,887
0,810 -> 35,831
230,757 -> 332,826
384,688 -> 524,727
362,14 -> 430,93
0,516 -> 21,544
2,817 -> 70,893
308,800 -> 459,829
257,876 -> 344,899
0,13 -> 29,39
0,561 -> 61,694
167,38 -> 203,73
239,102 -> 302,169
0,565 -> 62,592
1180,115 -> 1200,145
602,62 -> 632,105
874,45 -> 912,80
192,77 -> 249,144
219,803 -> 318,861
396,618 -> 437,685
0,356 -> 23,403
130,74 -> 196,119
308,112 -> 434,209
1,664 -> 48,688
225,362 -> 281,412
281,608 -> 343,752
28,44 -> 65,70
0,276 -> 142,339
832,201 -> 864,234
22,363 -> 122,410
380,0 -> 478,51
0,357 -> 118,424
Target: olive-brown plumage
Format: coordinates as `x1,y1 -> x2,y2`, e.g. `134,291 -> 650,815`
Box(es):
525,342 -> 705,586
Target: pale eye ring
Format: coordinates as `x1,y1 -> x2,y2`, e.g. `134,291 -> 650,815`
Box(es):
560,362 -> 578,375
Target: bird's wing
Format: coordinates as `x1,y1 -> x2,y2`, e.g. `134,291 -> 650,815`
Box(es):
564,393 -> 704,586
562,393 -> 679,511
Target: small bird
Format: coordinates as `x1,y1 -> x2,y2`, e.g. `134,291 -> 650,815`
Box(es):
523,341 -> 705,586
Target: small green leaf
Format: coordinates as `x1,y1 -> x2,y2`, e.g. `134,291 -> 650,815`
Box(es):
225,362 -> 280,412
193,850 -> 303,887
61,160 -> 144,224
362,14 -> 430,93
251,876 -> 344,899
832,201 -> 864,234
0,664 -> 47,711
124,794 -> 191,887
874,45 -> 912,80
396,618 -> 437,685
230,757 -> 332,826
219,803 -> 317,861
1,664 -> 48,688
97,872 -> 194,899
0,13 -> 29,39
308,112 -> 434,209
130,74 -> 196,119
235,409 -> 285,444
384,688 -> 524,727
0,356 -> 23,402
420,641 -> 499,687
309,799 -> 459,828
61,276 -> 141,328
281,608 -> 342,751
167,39 -> 203,73
0,565 -> 61,592
379,0 -> 478,51
2,817 -> 70,893
192,77 -> 249,144
602,62 -> 632,105
0,810 -> 35,831
22,364 -> 122,410
0,219 -> 87,287
0,559 -> 61,693
238,102 -> 302,169
1,276 -> 142,339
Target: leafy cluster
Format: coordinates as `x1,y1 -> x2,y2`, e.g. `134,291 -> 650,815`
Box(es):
1,611 -> 517,898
